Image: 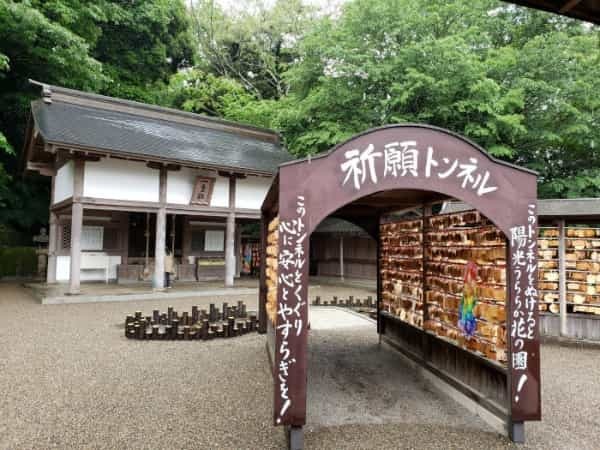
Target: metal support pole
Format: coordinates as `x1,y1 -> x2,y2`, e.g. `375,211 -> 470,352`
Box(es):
287,426 -> 304,450
510,421 -> 525,444
558,219 -> 567,337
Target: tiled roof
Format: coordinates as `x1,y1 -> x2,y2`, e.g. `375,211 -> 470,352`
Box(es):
30,86 -> 293,174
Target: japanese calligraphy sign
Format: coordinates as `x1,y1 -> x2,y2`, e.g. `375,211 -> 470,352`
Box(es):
340,139 -> 498,197
508,203 -> 541,421
268,124 -> 540,428
273,195 -> 308,426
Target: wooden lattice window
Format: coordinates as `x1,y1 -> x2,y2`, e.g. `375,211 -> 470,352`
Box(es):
61,224 -> 71,250
190,177 -> 215,206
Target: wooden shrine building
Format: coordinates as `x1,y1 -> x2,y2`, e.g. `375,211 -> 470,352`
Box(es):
22,81 -> 292,293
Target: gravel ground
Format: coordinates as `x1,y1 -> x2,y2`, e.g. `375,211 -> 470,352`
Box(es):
1,282 -> 599,449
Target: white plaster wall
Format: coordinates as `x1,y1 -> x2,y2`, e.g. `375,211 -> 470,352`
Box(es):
83,159 -> 159,202
56,256 -> 70,281
211,175 -> 230,207
55,254 -> 121,281
53,161 -> 74,204
166,168 -> 230,208
167,167 -> 195,205
235,176 -> 272,210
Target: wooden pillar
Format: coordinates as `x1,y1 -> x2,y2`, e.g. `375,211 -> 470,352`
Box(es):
69,159 -> 84,294
181,216 -> 189,262
47,211 -> 58,283
153,167 -> 167,290
258,211 -> 268,334
235,222 -> 242,278
339,235 -> 344,281
170,214 -> 176,254
558,219 -> 568,337
47,173 -> 57,283
120,213 -> 129,265
225,175 -> 237,287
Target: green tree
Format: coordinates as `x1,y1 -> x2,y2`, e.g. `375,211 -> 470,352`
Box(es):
0,50 -> 13,209
190,0 -> 314,99
0,0 -> 195,234
94,0 -> 195,102
224,0 -> 599,198
0,0 -> 107,234
163,68 -> 254,117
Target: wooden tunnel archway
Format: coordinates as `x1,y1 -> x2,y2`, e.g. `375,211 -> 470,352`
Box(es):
259,124 -> 541,443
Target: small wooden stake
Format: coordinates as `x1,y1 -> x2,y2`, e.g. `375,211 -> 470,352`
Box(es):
222,303 -> 228,321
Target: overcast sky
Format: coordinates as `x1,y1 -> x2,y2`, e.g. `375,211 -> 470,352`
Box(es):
213,0 -> 347,16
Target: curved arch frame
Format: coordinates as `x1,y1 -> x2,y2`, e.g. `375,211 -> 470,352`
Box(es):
262,124 -> 540,439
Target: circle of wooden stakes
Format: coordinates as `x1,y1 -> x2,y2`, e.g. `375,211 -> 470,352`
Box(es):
125,301 -> 258,340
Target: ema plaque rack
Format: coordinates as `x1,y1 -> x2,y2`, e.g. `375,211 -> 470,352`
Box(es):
124,302 -> 258,340
380,211 -> 508,364
539,226 -> 600,315
265,216 -> 279,325
312,295 -> 375,308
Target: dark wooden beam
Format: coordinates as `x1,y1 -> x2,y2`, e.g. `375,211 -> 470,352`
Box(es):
560,0 -> 582,13
218,170 -> 247,179
26,162 -> 55,177
146,161 -> 181,171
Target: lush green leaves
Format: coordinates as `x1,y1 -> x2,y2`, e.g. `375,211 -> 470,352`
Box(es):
1,0 -> 599,238
189,0 -> 315,99
94,0 -> 195,102
164,68 -> 254,117
206,0 -> 599,198
0,0 -> 193,234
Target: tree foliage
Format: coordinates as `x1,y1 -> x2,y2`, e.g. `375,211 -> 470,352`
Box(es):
1,0 -> 599,238
0,0 -> 194,234
189,0 -> 315,99
220,0 -> 600,198
163,68 -> 254,117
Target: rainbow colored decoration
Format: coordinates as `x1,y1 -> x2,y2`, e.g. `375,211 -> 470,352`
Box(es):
459,261 -> 479,338
242,244 -> 253,274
